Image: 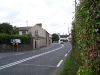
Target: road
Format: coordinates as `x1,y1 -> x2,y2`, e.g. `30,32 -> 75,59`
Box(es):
0,42 -> 72,75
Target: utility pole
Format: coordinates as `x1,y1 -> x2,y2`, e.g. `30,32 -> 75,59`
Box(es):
75,0 -> 77,19
72,0 -> 77,46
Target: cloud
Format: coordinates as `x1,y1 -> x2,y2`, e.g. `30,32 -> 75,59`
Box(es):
0,0 -> 75,34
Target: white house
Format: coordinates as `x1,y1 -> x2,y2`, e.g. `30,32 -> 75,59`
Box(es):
67,33 -> 72,41
19,27 -> 32,35
59,35 -> 68,43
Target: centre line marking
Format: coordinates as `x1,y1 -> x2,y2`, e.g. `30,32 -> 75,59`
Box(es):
0,45 -> 64,70
57,60 -> 63,67
65,53 -> 68,57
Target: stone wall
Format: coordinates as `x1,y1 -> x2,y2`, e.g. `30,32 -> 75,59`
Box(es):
0,44 -> 33,52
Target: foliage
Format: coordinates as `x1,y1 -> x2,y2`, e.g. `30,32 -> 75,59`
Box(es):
12,26 -> 19,34
52,33 -> 59,42
0,23 -> 13,34
0,33 -> 30,44
0,33 -> 10,44
72,0 -> 100,75
60,0 -> 100,75
0,23 -> 19,34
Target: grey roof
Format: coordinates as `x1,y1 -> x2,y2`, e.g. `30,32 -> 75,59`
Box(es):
19,27 -> 32,31
60,35 -> 68,38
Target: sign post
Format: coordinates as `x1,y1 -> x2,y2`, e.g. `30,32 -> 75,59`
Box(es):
10,39 -> 21,52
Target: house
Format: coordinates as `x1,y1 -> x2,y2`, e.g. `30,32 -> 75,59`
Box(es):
28,23 -> 52,49
59,35 -> 68,43
67,33 -> 72,41
18,27 -> 32,35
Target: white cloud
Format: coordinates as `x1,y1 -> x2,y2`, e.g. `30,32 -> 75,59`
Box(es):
0,0 -> 75,34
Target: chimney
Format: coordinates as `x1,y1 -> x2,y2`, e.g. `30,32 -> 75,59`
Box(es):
36,23 -> 42,27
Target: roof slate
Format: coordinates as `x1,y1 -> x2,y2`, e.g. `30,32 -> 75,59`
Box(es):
19,27 -> 32,31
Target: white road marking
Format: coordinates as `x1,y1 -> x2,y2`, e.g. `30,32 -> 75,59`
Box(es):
15,53 -> 24,55
57,60 -> 63,67
68,50 -> 70,53
65,53 -> 68,57
64,49 -> 71,57
0,45 -> 64,70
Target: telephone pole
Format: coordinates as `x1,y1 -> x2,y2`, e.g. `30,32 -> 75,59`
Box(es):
75,0 -> 77,19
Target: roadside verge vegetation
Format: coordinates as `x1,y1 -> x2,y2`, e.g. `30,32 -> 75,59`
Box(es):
60,0 -> 100,75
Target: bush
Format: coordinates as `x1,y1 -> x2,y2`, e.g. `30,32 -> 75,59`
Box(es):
71,0 -> 100,75
0,33 -> 10,44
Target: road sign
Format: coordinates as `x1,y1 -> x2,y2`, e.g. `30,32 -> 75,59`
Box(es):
10,39 -> 21,43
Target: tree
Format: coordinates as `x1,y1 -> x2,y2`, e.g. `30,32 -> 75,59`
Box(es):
12,26 -> 19,34
0,23 -> 19,35
0,23 -> 13,34
52,33 -> 59,42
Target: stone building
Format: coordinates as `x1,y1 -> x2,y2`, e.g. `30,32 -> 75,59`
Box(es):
28,23 -> 52,49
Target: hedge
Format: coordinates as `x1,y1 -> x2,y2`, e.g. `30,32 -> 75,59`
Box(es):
0,33 -> 31,44
60,0 -> 100,75
73,0 -> 100,75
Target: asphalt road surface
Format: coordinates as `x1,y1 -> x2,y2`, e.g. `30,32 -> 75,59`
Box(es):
0,42 -> 72,75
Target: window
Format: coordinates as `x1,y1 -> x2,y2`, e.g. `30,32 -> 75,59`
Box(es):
35,30 -> 38,36
22,31 -> 26,35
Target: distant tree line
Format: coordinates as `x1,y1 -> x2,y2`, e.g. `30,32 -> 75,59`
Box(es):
52,33 -> 59,42
0,23 -> 19,35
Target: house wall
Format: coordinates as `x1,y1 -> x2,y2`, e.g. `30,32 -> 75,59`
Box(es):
29,25 -> 46,38
19,31 -> 22,35
46,32 -> 49,46
32,38 -> 46,49
49,37 -> 52,44
38,38 -> 46,48
19,31 -> 28,35
28,25 -> 50,49
0,44 -> 33,52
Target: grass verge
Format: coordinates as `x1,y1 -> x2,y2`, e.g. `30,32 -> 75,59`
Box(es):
60,49 -> 80,75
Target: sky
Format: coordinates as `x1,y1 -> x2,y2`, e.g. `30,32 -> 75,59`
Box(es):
0,0 -> 75,35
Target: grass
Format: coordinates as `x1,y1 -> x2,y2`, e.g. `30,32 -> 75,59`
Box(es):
60,49 -> 80,75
